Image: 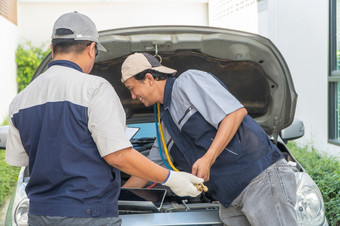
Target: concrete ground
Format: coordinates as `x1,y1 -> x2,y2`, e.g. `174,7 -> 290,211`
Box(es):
0,197 -> 10,226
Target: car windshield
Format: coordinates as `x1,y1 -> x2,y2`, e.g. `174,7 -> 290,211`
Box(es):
128,122 -> 156,154
129,122 -> 156,139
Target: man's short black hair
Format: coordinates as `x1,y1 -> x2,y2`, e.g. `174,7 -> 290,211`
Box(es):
52,38 -> 93,55
134,69 -> 173,81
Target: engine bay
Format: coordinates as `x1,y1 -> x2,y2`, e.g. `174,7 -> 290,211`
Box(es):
119,135 -> 220,214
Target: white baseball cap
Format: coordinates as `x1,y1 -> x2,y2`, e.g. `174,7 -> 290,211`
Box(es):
121,53 -> 177,82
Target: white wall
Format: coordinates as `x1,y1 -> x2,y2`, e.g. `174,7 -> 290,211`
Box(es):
18,0 -> 208,47
0,16 -> 18,124
208,0 -> 339,159
258,0 -> 339,159
209,0 -> 258,33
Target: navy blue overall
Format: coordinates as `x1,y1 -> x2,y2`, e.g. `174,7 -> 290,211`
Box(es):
161,75 -> 283,207
12,61 -> 121,217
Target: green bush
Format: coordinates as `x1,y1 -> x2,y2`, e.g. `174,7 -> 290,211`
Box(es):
16,42 -> 49,93
0,150 -> 20,208
287,142 -> 340,226
1,117 -> 8,126
0,118 -> 19,208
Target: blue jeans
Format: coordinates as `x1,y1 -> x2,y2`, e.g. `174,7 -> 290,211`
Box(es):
219,159 -> 297,226
28,214 -> 122,226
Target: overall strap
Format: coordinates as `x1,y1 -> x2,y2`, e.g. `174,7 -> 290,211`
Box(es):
161,77 -> 197,167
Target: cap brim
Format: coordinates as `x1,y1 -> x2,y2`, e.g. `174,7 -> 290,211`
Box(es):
153,66 -> 177,75
97,42 -> 107,52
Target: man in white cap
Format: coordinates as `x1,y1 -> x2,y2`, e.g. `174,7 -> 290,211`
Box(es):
5,12 -> 203,226
121,52 -> 298,226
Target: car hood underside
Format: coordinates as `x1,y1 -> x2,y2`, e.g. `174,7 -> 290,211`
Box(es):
33,25 -> 297,139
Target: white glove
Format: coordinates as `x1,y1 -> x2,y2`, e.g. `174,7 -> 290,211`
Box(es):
162,171 -> 204,197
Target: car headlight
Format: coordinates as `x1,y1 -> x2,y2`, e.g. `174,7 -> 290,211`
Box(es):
295,172 -> 326,226
14,197 -> 29,226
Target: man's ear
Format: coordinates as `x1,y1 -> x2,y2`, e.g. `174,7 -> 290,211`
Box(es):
50,44 -> 54,59
89,42 -> 96,59
145,73 -> 155,85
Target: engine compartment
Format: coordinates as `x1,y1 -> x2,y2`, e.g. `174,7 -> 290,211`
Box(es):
119,135 -> 220,214
119,134 -> 301,215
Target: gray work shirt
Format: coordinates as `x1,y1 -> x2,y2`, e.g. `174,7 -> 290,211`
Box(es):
148,69 -> 243,166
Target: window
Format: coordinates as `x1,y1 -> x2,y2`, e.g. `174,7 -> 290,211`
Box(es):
0,0 -> 17,25
329,0 -> 340,143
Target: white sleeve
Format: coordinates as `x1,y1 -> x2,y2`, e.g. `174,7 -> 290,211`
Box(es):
5,117 -> 29,166
88,82 -> 132,157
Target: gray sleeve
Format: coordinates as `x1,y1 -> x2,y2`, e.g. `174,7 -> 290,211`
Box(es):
175,70 -> 244,129
147,122 -> 173,168
147,139 -> 167,167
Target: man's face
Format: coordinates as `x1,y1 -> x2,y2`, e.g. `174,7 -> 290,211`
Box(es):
124,75 -> 156,107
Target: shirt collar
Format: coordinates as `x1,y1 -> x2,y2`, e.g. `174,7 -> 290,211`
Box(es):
163,77 -> 176,110
48,60 -> 83,72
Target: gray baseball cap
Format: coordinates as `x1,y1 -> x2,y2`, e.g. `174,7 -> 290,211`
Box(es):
52,11 -> 106,52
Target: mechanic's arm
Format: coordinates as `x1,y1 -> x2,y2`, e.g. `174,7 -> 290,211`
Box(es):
104,147 -> 204,197
104,147 -> 168,184
122,175 -> 148,188
122,136 -> 170,188
192,107 -> 247,181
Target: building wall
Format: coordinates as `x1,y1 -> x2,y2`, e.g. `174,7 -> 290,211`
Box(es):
17,0 -> 208,47
0,15 -> 18,124
259,0 -> 337,158
209,0 -> 338,158
209,0 -> 258,33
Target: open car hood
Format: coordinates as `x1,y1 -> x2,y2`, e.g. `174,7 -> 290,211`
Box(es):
33,25 -> 297,140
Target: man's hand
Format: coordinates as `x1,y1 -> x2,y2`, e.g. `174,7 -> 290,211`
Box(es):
162,171 -> 204,197
192,156 -> 212,182
192,108 -> 248,182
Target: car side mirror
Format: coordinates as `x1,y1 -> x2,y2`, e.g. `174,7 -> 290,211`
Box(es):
0,125 -> 9,149
280,118 -> 304,144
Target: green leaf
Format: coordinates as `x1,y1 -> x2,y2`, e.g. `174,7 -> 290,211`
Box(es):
16,41 -> 50,93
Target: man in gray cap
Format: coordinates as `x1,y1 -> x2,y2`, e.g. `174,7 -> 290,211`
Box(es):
6,12 -> 203,226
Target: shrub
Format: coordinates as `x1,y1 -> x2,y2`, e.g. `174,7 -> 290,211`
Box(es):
287,142 -> 340,226
0,150 -> 20,208
1,117 -> 8,126
16,42 -> 49,93
0,118 -> 19,208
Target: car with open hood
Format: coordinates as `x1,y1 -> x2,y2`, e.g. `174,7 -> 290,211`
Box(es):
2,25 -> 328,226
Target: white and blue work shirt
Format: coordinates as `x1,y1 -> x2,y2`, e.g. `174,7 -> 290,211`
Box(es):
154,69 -> 283,207
6,60 -> 131,217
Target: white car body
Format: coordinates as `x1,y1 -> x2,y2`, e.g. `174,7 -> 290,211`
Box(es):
2,25 -> 328,226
